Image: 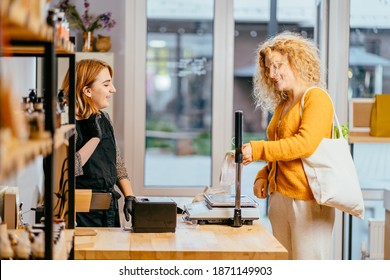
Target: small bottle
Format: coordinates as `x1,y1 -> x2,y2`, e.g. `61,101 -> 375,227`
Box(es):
29,95 -> 45,139
33,97 -> 45,113
28,89 -> 37,112
46,9 -> 56,27
34,97 -> 45,134
63,15 -> 70,41
57,89 -> 68,125
21,97 -> 31,113
57,12 -> 65,40
61,102 -> 69,125
24,90 -> 37,139
46,9 -> 58,38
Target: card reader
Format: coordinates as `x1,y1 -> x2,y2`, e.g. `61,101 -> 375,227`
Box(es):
132,197 -> 177,233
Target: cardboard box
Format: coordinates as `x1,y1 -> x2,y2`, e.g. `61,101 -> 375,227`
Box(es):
3,186 -> 19,229
0,186 -> 8,222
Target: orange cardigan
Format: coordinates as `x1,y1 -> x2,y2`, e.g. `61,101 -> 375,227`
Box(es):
250,87 -> 334,200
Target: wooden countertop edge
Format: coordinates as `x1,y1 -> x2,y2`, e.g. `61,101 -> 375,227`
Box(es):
75,250 -> 288,260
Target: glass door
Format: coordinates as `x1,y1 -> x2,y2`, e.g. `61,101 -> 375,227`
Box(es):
145,0 -> 214,188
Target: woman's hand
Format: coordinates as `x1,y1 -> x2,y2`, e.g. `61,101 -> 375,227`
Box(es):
123,195 -> 136,222
242,143 -> 253,165
253,178 -> 268,199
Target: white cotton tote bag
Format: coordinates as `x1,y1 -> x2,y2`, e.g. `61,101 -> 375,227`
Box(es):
300,88 -> 365,219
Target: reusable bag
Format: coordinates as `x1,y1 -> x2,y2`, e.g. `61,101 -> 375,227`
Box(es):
370,94 -> 390,137
300,89 -> 365,219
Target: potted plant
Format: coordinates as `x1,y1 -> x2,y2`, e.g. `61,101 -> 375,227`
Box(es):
57,0 -> 116,51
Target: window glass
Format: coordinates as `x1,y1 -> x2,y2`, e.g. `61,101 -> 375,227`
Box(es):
348,0 -> 390,260
145,0 -> 214,187
349,0 -> 390,98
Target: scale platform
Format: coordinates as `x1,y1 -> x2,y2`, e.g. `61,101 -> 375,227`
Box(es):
183,194 -> 260,225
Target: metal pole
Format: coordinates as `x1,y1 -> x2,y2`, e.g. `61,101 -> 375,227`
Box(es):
232,111 -> 243,227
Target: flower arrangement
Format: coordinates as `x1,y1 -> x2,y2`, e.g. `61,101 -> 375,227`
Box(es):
58,0 -> 116,32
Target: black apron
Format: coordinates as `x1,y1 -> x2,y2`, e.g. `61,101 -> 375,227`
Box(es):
75,113 -> 121,227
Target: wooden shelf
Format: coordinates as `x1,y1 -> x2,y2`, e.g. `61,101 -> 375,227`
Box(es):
54,124 -> 76,149
1,0 -> 52,42
7,229 -> 74,260
2,46 -> 50,55
0,136 -> 52,182
1,0 -> 75,54
3,44 -> 75,55
349,132 -> 390,144
1,0 -> 77,259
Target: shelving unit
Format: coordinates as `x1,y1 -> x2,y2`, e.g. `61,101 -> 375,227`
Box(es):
1,0 -> 76,259
0,138 -> 52,182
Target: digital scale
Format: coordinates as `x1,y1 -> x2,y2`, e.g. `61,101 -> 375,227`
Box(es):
183,111 -> 260,226
183,193 -> 260,225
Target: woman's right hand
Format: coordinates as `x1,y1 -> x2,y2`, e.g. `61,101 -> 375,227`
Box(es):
242,143 -> 253,165
253,178 -> 268,199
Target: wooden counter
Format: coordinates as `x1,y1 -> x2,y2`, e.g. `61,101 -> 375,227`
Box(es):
74,217 -> 287,260
349,131 -> 390,144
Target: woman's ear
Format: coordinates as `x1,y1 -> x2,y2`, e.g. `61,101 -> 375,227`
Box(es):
83,86 -> 92,98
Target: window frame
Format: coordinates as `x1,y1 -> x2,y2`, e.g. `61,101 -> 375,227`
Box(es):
124,0 -> 234,196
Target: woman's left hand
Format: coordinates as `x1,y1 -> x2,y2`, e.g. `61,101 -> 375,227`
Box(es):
242,143 -> 253,165
123,195 -> 135,222
253,178 -> 268,199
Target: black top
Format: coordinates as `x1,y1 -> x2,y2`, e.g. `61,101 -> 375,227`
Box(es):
75,112 -> 120,227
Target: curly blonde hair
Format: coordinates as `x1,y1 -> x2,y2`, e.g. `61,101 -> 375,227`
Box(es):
61,59 -> 113,119
252,31 -> 325,112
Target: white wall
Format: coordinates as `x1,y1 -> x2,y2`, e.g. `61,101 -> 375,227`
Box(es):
0,57 -> 42,225
50,0 -> 127,150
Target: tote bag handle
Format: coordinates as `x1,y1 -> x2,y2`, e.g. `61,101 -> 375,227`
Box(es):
299,87 -> 343,140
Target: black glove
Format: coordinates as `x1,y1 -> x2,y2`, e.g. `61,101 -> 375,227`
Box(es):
79,113 -> 102,140
124,195 -> 135,222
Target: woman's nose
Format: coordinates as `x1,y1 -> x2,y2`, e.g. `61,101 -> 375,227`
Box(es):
269,68 -> 278,79
111,84 -> 116,93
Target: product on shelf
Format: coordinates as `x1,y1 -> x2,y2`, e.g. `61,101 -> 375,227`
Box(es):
0,80 -> 29,142
22,89 -> 49,140
57,89 -> 69,126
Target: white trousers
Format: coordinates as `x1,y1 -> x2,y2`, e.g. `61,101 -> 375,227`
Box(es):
268,191 -> 335,260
